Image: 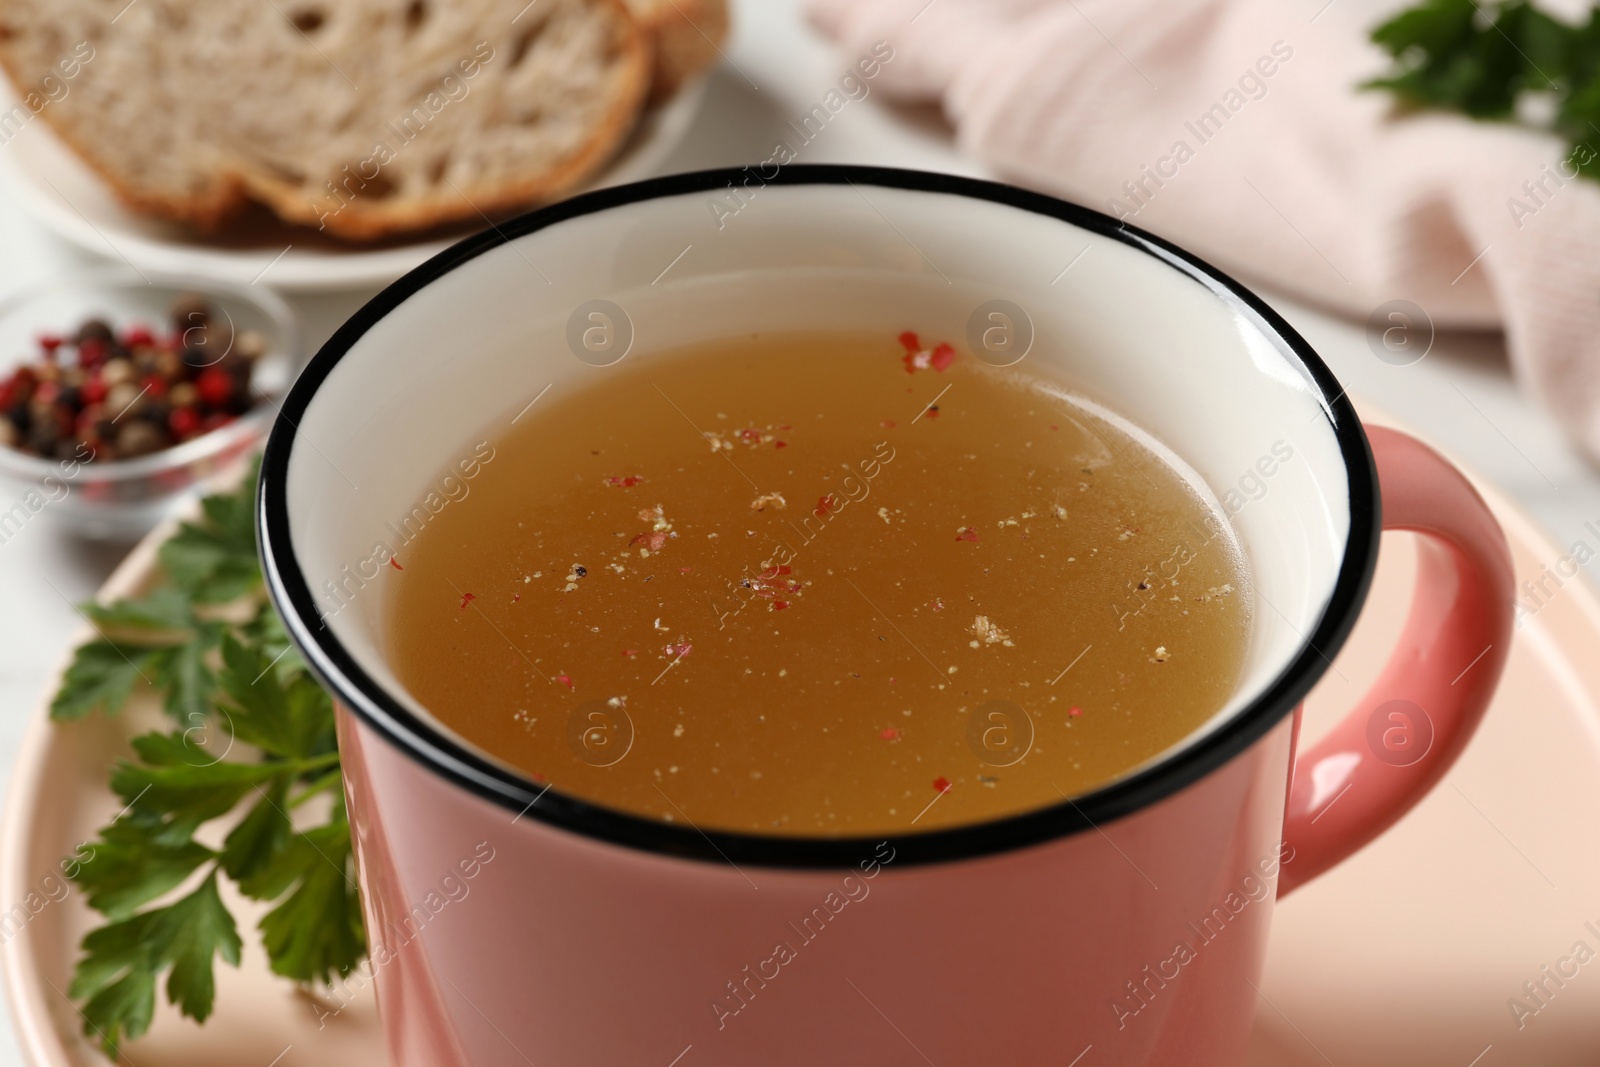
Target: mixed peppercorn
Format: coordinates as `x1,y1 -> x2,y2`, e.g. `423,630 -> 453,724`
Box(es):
0,295 -> 263,462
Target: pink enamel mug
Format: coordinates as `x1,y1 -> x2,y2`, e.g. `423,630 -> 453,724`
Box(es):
259,166 -> 1514,1065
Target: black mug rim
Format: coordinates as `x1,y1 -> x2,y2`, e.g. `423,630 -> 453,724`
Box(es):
257,164 -> 1380,869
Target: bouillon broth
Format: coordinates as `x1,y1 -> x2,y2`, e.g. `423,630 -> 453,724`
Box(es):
387,330 -> 1251,834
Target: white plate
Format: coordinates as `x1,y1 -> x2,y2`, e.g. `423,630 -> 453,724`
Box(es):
0,81 -> 706,293
5,405 -> 1599,1065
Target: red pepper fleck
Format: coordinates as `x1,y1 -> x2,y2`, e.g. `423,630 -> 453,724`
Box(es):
956,527 -> 979,543
679,566 -> 694,574
512,594 -> 521,603
774,440 -> 787,449
555,674 -> 573,690
740,428 -> 762,442
933,776 -> 951,794
930,598 -> 945,612
622,649 -> 639,658
777,424 -> 792,431
759,565 -> 793,580
1049,424 -> 1059,431
458,592 -> 476,610
814,494 -> 837,518
37,334 -> 63,353
881,419 -> 896,429
388,557 -> 403,570
881,727 -> 898,741
773,600 -> 790,611
926,406 -> 940,419
630,531 -> 669,551
899,332 -> 957,374
606,475 -> 644,487
1069,706 -> 1082,717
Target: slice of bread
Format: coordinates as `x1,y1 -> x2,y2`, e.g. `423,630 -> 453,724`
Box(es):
624,0 -> 728,101
0,0 -> 650,239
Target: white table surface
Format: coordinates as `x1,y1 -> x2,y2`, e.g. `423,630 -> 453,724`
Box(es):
0,1 -> 1596,1062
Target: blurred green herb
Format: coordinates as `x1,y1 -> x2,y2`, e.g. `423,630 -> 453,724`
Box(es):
50,463 -> 364,1057
1365,0 -> 1600,176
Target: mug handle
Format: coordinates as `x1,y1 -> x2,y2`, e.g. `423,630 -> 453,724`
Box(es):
1278,425 -> 1516,896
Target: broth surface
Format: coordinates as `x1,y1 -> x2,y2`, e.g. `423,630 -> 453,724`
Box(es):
387,330 -> 1252,834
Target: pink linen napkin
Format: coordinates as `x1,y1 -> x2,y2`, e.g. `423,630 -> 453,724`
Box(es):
807,0 -> 1600,461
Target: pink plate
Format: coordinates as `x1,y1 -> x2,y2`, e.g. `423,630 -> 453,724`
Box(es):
4,404 -> 1597,1066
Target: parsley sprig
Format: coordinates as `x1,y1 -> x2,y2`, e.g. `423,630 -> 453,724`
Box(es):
49,465 -> 365,1057
1365,0 -> 1600,177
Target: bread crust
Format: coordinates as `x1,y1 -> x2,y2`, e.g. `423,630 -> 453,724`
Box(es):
628,0 -> 728,101
0,0 -> 654,241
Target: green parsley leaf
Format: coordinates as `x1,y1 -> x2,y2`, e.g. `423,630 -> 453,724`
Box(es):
146,627 -> 221,728
215,635 -> 335,761
1367,0 -> 1510,115
1366,0 -> 1600,179
60,463 -> 366,1058
72,922 -> 157,1056
70,873 -> 241,1056
158,872 -> 243,1023
218,777 -> 293,896
81,587 -> 196,633
110,747 -> 294,837
258,821 -> 364,986
239,606 -> 303,683
157,488 -> 260,604
50,640 -> 158,722
70,816 -> 215,920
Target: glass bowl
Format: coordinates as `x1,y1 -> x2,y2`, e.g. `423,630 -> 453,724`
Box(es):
0,269 -> 302,541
